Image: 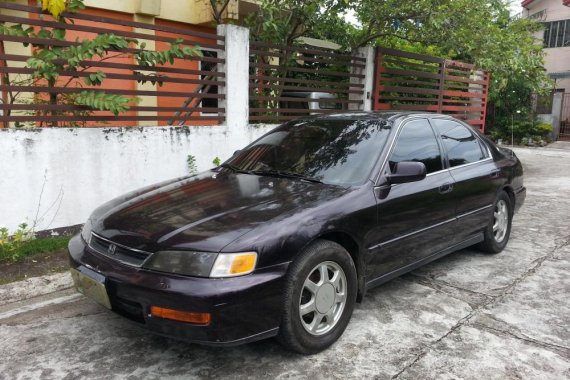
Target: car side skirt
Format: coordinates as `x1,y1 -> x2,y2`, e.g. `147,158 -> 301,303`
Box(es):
364,233 -> 484,290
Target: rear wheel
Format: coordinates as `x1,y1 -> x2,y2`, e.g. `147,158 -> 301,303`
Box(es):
278,240 -> 357,354
478,191 -> 512,253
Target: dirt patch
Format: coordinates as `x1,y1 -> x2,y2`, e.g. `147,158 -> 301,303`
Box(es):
0,249 -> 69,285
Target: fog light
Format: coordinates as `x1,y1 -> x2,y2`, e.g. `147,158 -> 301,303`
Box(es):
150,306 -> 211,325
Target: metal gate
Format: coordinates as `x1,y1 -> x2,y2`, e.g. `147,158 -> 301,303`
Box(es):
373,47 -> 490,132
560,93 -> 570,141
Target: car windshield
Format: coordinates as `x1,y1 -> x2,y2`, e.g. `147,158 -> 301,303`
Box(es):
224,119 -> 390,186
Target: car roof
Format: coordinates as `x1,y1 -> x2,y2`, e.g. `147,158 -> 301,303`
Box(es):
294,111 -> 454,123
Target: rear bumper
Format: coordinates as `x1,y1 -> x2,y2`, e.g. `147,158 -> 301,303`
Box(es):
514,186 -> 526,214
68,235 -> 288,346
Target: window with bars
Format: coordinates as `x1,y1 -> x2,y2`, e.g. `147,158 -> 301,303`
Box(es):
543,19 -> 570,48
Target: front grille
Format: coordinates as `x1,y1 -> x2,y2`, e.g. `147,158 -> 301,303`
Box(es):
89,233 -> 152,267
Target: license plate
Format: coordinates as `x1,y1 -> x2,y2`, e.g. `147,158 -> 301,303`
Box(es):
70,268 -> 112,310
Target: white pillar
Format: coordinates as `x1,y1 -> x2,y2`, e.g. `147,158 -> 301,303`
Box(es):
217,24 -> 249,128
551,91 -> 564,139
349,46 -> 375,111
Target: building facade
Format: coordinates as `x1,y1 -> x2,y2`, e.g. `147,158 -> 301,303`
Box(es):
521,0 -> 570,91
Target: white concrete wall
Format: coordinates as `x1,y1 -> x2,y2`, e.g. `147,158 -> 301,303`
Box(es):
0,124 -> 274,232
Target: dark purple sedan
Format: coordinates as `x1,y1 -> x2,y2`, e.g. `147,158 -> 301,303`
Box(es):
69,112 -> 525,354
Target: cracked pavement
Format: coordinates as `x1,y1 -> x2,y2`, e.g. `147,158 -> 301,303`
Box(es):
1,144 -> 569,379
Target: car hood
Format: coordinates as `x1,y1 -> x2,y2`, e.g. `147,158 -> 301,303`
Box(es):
90,170 -> 348,252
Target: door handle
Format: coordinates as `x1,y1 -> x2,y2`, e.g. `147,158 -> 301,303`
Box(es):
490,170 -> 500,178
439,183 -> 454,194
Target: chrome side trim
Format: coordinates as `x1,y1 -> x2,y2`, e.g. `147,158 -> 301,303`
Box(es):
368,216 -> 456,251
365,233 -> 484,290
457,204 -> 493,219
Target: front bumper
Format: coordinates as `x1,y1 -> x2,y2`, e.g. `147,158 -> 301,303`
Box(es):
68,235 -> 288,346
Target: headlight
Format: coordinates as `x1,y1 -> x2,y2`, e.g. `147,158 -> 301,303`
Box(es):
143,250 -> 217,277
142,251 -> 257,278
81,219 -> 93,244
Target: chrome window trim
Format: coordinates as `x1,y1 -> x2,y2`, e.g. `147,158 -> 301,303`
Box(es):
448,156 -> 494,171
430,116 -> 494,169
426,168 -> 452,177
373,114 -> 495,185
374,115 -> 438,185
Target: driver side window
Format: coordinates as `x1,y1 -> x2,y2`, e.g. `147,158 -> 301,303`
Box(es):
389,119 -> 443,174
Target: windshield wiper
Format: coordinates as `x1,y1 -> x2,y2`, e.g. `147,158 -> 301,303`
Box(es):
219,163 -> 253,175
251,169 -> 323,184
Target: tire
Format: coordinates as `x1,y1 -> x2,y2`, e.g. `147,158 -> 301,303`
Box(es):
277,239 -> 357,354
478,191 -> 513,254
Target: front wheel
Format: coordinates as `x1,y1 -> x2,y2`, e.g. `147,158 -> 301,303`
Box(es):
478,191 -> 513,253
278,240 -> 357,354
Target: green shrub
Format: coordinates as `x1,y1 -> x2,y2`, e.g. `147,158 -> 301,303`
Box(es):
0,222 -> 34,262
536,122 -> 553,137
488,117 -> 552,144
0,222 -> 71,263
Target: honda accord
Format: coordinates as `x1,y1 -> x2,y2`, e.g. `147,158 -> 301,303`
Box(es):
69,112 -> 526,354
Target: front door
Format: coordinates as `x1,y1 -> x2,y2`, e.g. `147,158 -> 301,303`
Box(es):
367,118 -> 457,282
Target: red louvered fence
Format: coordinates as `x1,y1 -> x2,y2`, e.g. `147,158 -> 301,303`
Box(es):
373,47 -> 490,131
0,1 -> 225,128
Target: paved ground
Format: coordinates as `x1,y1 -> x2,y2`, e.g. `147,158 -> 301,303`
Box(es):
1,144 -> 569,380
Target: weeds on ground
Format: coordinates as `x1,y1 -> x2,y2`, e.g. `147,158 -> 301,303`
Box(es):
0,223 -> 70,263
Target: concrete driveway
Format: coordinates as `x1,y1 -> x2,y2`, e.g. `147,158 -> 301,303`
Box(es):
1,145 -> 569,380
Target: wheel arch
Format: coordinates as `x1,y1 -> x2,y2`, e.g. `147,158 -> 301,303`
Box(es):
501,184 -> 516,211
314,230 -> 366,302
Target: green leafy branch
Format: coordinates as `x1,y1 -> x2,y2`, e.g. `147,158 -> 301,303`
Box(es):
0,0 -> 202,125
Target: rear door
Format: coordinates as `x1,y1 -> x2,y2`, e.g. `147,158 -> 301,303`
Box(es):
368,118 -> 457,279
431,118 -> 501,241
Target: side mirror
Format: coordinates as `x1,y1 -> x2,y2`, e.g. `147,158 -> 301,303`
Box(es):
233,150 -> 241,157
387,161 -> 427,184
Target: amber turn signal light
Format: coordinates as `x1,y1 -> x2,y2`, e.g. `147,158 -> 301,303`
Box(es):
210,252 -> 258,277
150,306 -> 211,325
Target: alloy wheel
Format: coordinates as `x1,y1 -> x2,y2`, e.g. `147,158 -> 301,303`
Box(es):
298,261 -> 347,336
493,199 -> 509,243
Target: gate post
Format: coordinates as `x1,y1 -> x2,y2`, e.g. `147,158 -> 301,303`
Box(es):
552,91 -> 564,139
217,24 -> 249,128
349,46 -> 375,111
